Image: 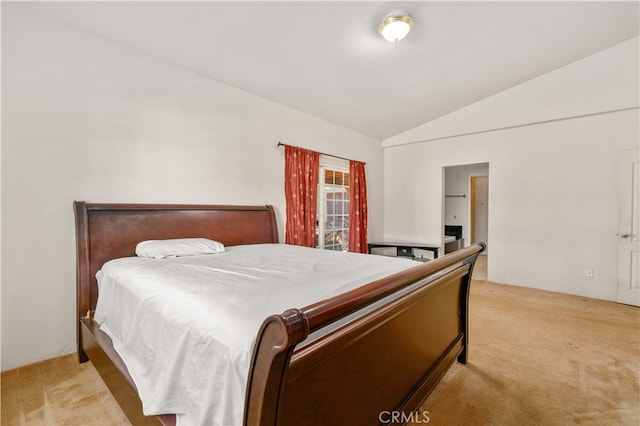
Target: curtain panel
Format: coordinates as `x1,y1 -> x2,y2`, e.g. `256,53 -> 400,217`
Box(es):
349,160 -> 368,253
284,145 -> 320,247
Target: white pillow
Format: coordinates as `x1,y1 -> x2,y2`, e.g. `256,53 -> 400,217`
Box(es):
135,238 -> 225,259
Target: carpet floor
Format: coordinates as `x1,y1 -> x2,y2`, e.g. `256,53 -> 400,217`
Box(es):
1,353 -> 128,425
416,272 -> 640,425
2,263 -> 639,425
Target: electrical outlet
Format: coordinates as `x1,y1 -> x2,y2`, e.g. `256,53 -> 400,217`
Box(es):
585,269 -> 594,278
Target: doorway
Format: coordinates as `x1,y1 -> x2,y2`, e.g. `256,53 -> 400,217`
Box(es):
444,163 -> 489,279
444,162 -> 489,255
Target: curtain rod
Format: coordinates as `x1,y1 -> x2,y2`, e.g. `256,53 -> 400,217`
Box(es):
276,142 -> 365,165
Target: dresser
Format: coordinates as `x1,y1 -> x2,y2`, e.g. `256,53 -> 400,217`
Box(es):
367,242 -> 440,261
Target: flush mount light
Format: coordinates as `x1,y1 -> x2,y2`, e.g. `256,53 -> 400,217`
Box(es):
378,12 -> 413,42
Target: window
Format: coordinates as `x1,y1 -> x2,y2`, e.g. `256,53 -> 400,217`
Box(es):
317,158 -> 350,251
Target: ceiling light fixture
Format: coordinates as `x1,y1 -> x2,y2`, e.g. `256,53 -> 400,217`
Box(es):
378,12 -> 413,42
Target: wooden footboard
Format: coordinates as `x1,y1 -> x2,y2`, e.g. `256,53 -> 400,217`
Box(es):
245,243 -> 485,425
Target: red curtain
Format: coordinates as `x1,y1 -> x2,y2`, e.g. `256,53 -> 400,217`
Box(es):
284,145 -> 320,247
349,160 -> 368,253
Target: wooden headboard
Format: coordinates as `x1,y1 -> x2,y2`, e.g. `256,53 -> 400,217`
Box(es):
73,202 -> 279,319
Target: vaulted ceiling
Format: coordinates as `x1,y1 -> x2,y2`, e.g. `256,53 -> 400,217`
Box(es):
23,1 -> 640,140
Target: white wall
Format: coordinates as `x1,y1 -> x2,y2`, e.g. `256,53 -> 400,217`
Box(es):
384,37 -> 639,301
0,5 -> 384,371
385,37 -> 639,147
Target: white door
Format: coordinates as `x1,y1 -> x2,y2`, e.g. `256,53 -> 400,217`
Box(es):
617,148 -> 640,306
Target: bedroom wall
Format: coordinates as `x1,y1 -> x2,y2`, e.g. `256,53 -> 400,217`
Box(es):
383,37 -> 639,302
0,5 -> 384,371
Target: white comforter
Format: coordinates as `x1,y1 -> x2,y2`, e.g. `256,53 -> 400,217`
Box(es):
94,243 -> 416,426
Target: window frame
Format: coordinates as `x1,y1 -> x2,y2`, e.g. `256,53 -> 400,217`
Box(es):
317,156 -> 350,251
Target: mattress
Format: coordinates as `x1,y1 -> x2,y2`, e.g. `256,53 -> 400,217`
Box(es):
94,243 -> 416,426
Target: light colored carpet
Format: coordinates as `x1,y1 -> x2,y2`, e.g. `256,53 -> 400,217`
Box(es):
417,265 -> 640,425
1,353 -> 128,425
2,266 -> 639,425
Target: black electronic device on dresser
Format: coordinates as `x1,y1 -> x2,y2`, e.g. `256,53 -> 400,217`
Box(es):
444,225 -> 464,254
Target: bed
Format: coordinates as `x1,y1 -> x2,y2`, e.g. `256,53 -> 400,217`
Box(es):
74,201 -> 485,425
